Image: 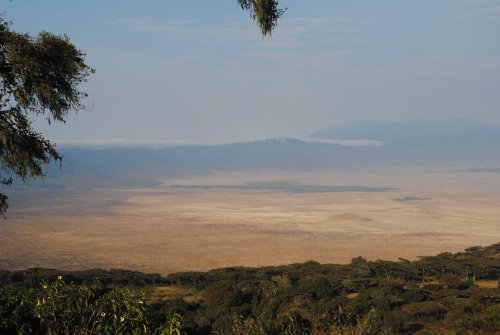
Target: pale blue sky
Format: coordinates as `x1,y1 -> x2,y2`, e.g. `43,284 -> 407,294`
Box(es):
4,1 -> 500,146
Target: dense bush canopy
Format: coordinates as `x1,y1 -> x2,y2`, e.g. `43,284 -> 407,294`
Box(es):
1,243 -> 498,334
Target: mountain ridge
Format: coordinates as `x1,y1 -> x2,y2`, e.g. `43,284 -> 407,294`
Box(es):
9,119 -> 500,190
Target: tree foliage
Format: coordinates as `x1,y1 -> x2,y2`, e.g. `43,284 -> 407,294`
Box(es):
0,276 -> 183,334
0,18 -> 93,216
237,0 -> 286,36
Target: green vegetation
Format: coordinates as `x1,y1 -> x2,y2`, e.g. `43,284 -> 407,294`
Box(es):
0,275 -> 182,335
1,243 -> 498,334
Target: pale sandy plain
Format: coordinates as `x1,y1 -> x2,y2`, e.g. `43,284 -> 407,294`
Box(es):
0,167 -> 499,275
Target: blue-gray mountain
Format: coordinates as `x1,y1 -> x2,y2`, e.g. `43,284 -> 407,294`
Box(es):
312,119 -> 500,165
14,119 -> 500,189
312,119 -> 500,146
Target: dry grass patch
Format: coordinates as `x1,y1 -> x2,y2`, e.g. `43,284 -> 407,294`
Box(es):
417,279 -> 441,288
145,285 -> 202,304
475,280 -> 499,289
346,293 -> 359,299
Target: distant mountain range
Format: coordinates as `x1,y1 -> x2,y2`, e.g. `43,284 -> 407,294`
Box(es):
312,119 -> 500,146
312,119 -> 500,165
11,119 -> 500,189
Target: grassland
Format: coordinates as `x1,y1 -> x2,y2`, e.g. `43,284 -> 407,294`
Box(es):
1,167 -> 499,275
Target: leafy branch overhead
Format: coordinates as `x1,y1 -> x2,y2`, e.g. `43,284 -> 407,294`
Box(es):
237,0 -> 286,36
0,19 -> 93,216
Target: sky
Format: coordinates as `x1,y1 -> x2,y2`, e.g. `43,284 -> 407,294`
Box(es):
3,0 -> 500,147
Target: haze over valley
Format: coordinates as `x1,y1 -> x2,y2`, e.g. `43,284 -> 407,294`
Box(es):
3,2 -> 500,333
2,119 -> 499,274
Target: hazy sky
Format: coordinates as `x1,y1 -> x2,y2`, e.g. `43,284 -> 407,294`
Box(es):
4,1 -> 500,146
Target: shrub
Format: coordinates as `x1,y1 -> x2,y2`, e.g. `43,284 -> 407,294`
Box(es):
0,277 -> 184,335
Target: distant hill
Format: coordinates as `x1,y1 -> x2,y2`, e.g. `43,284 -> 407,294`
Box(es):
312,118 -> 500,144
311,119 -> 500,144
9,119 -> 500,190
312,119 -> 500,164
55,138 -> 371,186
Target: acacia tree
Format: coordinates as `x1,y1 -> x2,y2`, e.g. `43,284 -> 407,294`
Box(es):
0,19 -> 93,216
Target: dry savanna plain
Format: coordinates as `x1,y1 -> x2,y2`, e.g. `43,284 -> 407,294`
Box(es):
1,167 -> 499,275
